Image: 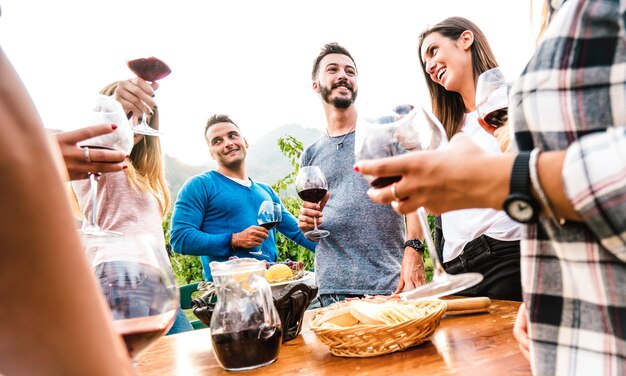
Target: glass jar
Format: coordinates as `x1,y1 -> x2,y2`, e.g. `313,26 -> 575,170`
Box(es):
209,258 -> 282,371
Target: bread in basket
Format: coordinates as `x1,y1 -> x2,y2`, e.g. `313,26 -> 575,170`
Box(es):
309,296 -> 447,357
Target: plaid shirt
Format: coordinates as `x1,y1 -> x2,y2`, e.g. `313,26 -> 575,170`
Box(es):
509,0 -> 626,374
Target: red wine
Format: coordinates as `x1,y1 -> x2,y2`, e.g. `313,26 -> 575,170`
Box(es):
114,311 -> 176,359
260,221 -> 280,230
212,326 -> 282,370
482,107 -> 508,128
127,57 -> 172,82
370,176 -> 401,188
297,188 -> 327,203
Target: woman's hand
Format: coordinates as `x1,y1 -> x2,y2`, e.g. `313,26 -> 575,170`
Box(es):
113,78 -> 158,125
513,302 -> 531,361
494,125 -> 511,153
354,133 -> 514,215
52,124 -> 127,180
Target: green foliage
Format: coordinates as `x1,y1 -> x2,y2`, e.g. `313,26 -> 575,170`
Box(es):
272,135 -> 315,271
272,135 -> 303,194
275,196 -> 315,270
163,212 -> 204,285
423,214 -> 436,282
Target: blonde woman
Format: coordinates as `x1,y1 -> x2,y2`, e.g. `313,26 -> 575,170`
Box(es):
71,78 -> 192,334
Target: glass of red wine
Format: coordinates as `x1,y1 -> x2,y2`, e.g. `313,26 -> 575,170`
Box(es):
250,201 -> 282,255
83,234 -> 179,365
78,95 -> 134,238
355,103 -> 484,300
126,56 -> 172,137
475,67 -> 508,134
295,166 -> 330,240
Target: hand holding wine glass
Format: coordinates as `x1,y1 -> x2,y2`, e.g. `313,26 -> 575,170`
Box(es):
249,201 -> 282,255
355,103 -> 446,187
78,95 -> 134,238
126,56 -> 171,136
475,67 -> 508,135
113,78 -> 159,128
296,166 -> 330,240
83,234 -> 179,364
52,123 -> 128,180
354,104 -> 483,300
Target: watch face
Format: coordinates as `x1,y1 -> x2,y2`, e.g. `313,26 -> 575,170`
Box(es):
506,198 -> 535,223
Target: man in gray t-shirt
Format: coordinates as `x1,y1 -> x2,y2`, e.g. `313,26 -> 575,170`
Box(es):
298,43 -> 425,306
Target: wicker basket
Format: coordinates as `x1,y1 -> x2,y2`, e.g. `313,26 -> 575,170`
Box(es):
309,299 -> 447,357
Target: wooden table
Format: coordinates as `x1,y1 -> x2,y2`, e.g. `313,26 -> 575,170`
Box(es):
136,300 -> 530,375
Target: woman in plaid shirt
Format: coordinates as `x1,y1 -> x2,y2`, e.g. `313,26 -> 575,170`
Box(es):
355,0 -> 626,374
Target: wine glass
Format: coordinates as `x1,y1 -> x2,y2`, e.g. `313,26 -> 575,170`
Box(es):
78,95 -> 134,238
126,56 -> 171,137
355,104 -> 483,300
295,166 -> 330,240
475,67 -> 508,133
83,234 -> 179,364
249,201 -> 282,255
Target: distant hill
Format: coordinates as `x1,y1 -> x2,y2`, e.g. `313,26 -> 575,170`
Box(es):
165,124 -> 321,200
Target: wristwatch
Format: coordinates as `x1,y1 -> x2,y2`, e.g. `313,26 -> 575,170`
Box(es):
404,239 -> 425,253
503,151 -> 540,223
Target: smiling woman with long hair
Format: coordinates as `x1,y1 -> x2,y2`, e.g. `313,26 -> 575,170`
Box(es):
71,78 -> 193,334
415,17 -> 522,301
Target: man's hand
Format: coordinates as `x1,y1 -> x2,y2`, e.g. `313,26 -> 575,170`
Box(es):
233,226 -> 269,249
297,191 -> 330,232
394,247 -> 426,294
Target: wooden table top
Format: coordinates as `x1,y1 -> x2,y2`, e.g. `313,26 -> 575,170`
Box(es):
136,299 -> 530,376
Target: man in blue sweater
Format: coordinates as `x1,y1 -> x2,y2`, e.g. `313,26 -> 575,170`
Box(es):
170,114 -> 316,281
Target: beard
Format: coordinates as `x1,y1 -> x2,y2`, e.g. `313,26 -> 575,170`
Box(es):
320,81 -> 358,109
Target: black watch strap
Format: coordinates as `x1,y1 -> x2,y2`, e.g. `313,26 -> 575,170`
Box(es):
404,239 -> 425,253
510,152 -> 532,195
504,151 -> 540,223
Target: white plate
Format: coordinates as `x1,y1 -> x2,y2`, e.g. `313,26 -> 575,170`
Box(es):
269,271 -> 314,289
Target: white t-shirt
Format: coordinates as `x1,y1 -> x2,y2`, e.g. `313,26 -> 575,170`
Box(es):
441,111 -> 521,263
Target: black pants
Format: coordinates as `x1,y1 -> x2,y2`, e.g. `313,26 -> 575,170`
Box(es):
442,235 -> 522,301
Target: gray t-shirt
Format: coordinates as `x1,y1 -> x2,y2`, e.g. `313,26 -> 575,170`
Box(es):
300,131 -> 405,295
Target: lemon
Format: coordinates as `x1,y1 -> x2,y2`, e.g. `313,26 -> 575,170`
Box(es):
265,264 -> 293,283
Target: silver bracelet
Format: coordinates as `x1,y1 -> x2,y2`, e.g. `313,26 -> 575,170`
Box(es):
529,148 -> 565,225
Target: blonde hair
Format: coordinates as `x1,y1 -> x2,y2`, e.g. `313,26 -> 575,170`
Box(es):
531,0 -> 552,45
99,82 -> 171,217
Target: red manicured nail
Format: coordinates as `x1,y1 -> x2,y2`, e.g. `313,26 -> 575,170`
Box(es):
353,165 -> 360,172
123,165 -> 128,169
111,124 -> 118,130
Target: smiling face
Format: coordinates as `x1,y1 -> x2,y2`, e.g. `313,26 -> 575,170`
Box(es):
420,30 -> 474,95
313,53 -> 358,109
205,121 -> 248,169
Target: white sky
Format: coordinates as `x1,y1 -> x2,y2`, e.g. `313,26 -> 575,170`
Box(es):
1,1 -> 539,165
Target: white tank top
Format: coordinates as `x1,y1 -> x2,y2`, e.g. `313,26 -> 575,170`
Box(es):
441,111 -> 521,263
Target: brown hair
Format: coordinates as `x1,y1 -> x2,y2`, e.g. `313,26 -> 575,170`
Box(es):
204,113 -> 239,138
418,17 -> 498,139
311,42 -> 357,80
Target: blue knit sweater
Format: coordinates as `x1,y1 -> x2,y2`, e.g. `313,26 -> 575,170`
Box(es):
170,170 -> 316,281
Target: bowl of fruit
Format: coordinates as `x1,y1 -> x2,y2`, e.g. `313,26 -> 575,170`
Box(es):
263,259 -> 315,295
